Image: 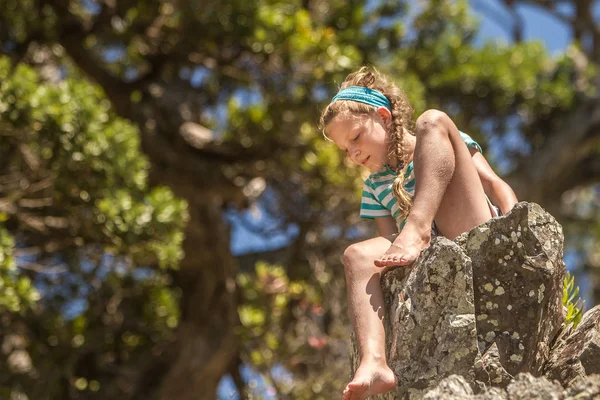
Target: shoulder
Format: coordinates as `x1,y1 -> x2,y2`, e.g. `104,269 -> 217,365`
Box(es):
363,175 -> 378,192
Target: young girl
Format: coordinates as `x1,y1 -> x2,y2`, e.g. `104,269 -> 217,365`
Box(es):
319,67 -> 518,400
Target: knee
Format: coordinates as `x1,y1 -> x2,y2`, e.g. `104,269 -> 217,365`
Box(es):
415,109 -> 448,138
343,243 -> 371,274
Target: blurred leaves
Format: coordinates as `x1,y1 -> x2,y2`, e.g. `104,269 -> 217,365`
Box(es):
0,55 -> 186,398
0,223 -> 39,313
236,262 -> 347,398
0,0 -> 599,398
96,187 -> 188,269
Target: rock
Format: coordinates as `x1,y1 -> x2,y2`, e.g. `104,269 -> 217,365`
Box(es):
349,238 -> 479,399
474,343 -> 512,388
505,373 -> 564,400
457,202 -> 566,376
349,202 -> 571,399
545,305 -> 600,386
565,374 -> 600,399
422,375 -> 474,399
423,373 -> 600,400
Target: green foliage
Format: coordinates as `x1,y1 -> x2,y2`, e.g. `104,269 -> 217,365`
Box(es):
563,272 -> 584,329
0,221 -> 39,313
96,187 -> 188,269
237,262 -> 344,397
237,262 -> 319,366
0,57 -> 189,269
0,56 -> 187,398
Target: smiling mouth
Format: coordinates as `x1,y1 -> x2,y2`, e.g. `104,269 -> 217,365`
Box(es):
361,156 -> 370,166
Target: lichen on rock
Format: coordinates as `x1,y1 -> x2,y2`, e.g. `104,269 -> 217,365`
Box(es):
349,202 -> 600,399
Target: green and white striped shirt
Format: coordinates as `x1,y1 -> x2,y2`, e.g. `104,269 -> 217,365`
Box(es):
360,131 -> 482,232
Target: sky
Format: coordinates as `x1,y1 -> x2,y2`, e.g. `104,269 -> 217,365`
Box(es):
220,2 -> 584,399
471,0 -> 573,52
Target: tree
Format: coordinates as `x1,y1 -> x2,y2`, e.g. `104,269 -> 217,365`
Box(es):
0,0 -> 598,399
0,59 -> 187,398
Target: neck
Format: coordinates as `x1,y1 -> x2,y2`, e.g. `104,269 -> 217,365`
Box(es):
403,132 -> 416,164
387,129 -> 415,169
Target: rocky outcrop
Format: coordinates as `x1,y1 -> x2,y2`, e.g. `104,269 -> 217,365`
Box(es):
473,343 -> 512,388
457,203 -> 565,377
349,237 -> 479,399
423,373 -> 600,399
544,305 -> 600,386
382,238 -> 478,398
348,202 -> 600,399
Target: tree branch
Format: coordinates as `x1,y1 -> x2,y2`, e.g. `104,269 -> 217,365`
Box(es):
17,261 -> 68,274
502,0 -> 524,42
471,1 -> 516,40
563,151 -> 600,191
508,97 -> 600,213
44,0 -> 134,118
227,354 -> 248,400
516,0 -> 573,26
88,2 -> 113,33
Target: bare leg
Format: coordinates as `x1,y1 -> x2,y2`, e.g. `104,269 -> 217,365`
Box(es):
375,114 -> 491,267
342,237 -> 398,400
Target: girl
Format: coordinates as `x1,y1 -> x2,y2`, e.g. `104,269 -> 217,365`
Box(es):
319,67 -> 518,400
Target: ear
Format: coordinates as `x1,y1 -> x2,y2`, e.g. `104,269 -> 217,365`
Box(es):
376,106 -> 392,126
377,106 -> 391,119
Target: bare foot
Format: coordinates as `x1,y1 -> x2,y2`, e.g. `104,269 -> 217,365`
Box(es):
374,224 -> 431,268
342,362 -> 397,400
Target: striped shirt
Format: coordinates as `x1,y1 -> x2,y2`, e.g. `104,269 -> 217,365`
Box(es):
360,131 -> 482,232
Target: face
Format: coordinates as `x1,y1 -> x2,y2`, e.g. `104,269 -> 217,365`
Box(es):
326,108 -> 392,172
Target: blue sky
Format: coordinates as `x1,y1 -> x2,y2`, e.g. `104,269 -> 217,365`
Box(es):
471,0 -> 573,52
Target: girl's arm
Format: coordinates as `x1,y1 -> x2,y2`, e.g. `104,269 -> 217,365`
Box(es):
470,150 -> 518,215
375,216 -> 398,237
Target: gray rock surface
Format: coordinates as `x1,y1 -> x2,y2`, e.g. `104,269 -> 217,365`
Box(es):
545,305 -> 600,386
564,374 -> 600,398
504,373 -> 564,400
350,238 -> 479,399
458,202 -> 565,376
348,202 -> 579,399
422,373 -> 600,399
474,343 -> 512,388
422,375 -> 474,399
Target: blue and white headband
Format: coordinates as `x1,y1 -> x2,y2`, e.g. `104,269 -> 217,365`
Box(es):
330,86 -> 391,112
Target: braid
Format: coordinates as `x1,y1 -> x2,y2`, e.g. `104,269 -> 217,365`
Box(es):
319,66 -> 414,220
389,95 -> 413,221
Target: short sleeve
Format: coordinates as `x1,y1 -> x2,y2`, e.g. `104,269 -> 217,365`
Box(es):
359,179 -> 391,219
459,131 -> 483,153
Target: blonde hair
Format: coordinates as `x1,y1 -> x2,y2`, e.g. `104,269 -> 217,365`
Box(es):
319,67 -> 414,221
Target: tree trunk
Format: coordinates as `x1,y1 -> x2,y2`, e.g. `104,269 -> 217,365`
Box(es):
158,195 -> 239,400
507,97 -> 600,215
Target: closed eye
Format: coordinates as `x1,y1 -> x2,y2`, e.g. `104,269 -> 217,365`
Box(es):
352,132 -> 361,141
